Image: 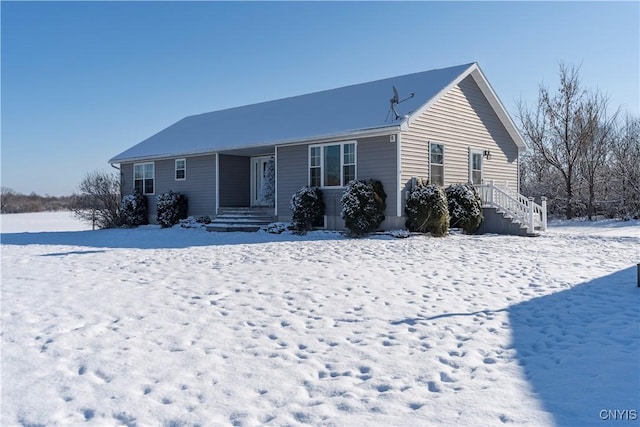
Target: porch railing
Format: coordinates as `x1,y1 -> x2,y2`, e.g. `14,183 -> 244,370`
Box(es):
476,180 -> 547,233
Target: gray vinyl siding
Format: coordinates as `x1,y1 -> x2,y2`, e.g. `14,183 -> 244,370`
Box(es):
276,144 -> 308,220
120,154 -> 217,222
356,135 -> 397,221
401,75 -> 519,189
120,163 -> 134,196
218,155 -> 250,207
276,136 -> 398,227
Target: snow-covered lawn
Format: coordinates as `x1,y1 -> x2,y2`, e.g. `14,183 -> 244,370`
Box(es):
1,212 -> 639,426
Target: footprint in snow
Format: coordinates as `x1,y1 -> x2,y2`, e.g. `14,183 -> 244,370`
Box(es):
82,409 -> 95,420
439,372 -> 456,383
427,381 -> 441,392
376,384 -> 392,392
113,412 -> 136,427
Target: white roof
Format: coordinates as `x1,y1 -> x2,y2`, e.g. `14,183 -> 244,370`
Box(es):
110,63 -> 525,163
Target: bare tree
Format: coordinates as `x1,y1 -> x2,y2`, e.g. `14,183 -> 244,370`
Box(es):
577,92 -> 619,219
610,115 -> 640,218
518,64 -> 592,219
72,170 -> 121,229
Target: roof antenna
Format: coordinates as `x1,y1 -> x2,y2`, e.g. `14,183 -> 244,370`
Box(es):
389,85 -> 415,120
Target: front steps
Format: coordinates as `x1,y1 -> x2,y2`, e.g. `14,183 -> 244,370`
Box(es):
478,207 -> 539,237
205,207 -> 276,232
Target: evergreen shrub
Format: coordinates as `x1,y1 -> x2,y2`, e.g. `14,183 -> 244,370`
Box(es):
405,180 -> 449,236
157,191 -> 188,228
120,192 -> 148,227
445,184 -> 483,234
290,186 -> 325,234
340,179 -> 386,237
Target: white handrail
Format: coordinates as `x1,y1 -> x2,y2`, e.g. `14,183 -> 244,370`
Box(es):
476,181 -> 547,233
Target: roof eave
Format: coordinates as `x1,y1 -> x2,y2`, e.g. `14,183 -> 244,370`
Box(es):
108,124 -> 403,164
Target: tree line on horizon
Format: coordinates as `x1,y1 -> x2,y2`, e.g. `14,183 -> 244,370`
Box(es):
0,188 -> 75,214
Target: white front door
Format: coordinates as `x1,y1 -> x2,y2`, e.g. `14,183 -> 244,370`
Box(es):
469,149 -> 484,185
251,156 -> 272,206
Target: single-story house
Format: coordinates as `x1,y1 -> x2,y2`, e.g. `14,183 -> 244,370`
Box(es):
110,62 -> 545,234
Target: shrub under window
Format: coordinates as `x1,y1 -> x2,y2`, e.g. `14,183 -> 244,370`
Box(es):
156,191 -> 188,228
340,179 -> 386,237
120,192 -> 148,227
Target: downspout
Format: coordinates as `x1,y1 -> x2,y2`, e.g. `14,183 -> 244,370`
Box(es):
396,133 -> 402,218
274,146 -> 278,218
516,148 -> 520,195
215,153 -> 220,217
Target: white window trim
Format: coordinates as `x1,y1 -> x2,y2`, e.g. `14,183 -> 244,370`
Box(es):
469,148 -> 484,185
429,141 -> 445,186
175,158 -> 186,181
308,140 -> 357,188
134,162 -> 155,195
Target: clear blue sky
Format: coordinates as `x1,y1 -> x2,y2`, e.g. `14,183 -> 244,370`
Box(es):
2,1 -> 638,196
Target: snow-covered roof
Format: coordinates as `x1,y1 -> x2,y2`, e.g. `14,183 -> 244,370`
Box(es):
110,62 -> 524,163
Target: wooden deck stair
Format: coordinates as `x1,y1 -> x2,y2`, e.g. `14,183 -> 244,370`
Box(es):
476,181 -> 547,237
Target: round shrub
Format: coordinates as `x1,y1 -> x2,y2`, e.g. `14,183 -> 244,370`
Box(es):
340,179 -> 386,237
120,192 -> 148,226
290,186 -> 325,234
405,181 -> 449,236
157,191 -> 188,228
446,184 -> 483,234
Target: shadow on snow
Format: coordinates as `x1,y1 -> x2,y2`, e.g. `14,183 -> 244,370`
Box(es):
508,266 -> 639,426
0,227 -> 354,250
389,267 -> 639,425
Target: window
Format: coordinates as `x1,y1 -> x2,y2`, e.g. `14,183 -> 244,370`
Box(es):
175,159 -> 186,180
343,143 -> 356,183
310,147 -> 321,187
430,142 -> 444,186
134,162 -> 155,195
309,142 -> 356,187
469,149 -> 483,185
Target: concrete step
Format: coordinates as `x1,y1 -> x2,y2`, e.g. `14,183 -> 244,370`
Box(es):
207,207 -> 276,232
214,215 -> 277,222
205,224 -> 264,232
218,207 -> 274,215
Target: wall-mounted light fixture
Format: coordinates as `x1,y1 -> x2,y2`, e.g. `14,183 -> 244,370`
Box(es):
483,150 -> 491,160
